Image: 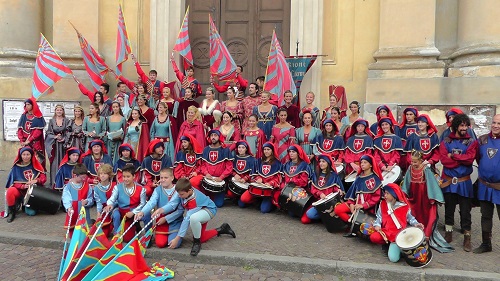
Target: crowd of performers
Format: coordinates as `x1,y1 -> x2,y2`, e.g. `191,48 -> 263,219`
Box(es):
6,61 -> 500,261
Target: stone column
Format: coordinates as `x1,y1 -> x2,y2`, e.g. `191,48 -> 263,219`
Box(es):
449,0 -> 500,77
150,0 -> 185,82
0,0 -> 43,77
290,0 -> 323,107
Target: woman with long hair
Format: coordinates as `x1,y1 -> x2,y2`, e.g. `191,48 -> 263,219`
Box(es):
312,119 -> 345,165
177,87 -> 199,129
220,87 -> 243,131
67,105 -> 85,152
82,103 -> 107,152
124,107 -> 150,162
94,92 -> 111,117
157,86 -> 179,141
199,87 -> 222,131
151,102 -> 176,164
341,101 -> 362,139
299,91 -> 321,128
216,111 -> 240,151
296,111 -> 321,168
136,93 -> 155,129
253,91 -> 277,140
45,104 -> 71,184
106,101 -> 126,163
330,107 -> 349,137
176,106 -> 206,154
243,114 -> 266,159
270,108 -> 296,163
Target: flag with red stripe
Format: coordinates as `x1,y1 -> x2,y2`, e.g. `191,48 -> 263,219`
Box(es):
115,4 -> 132,76
70,22 -> 110,91
173,7 -> 193,67
32,33 -> 72,100
263,30 -> 297,106
209,14 -> 237,81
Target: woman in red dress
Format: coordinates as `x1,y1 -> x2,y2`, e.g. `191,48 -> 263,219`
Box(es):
136,93 -> 155,129
176,106 -> 206,154
217,111 -> 240,151
243,114 -> 266,159
270,108 -> 296,163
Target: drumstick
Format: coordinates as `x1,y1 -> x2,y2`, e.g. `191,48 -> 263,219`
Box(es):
348,207 -> 359,223
381,164 -> 397,177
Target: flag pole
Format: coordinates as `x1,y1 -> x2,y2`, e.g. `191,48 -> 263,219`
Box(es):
57,211 -> 74,281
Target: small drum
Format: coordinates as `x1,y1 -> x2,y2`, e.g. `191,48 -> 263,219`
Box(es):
202,177 -> 227,193
350,209 -> 376,240
312,192 -> 346,232
278,183 -> 313,217
248,183 -> 273,197
343,171 -> 357,192
228,177 -> 249,196
396,227 -> 433,268
23,185 -> 61,215
381,165 -> 403,186
335,165 -> 345,181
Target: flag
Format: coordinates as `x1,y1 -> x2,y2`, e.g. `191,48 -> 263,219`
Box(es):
209,14 -> 237,81
173,7 -> 193,67
285,55 -> 317,94
138,225 -> 156,256
32,33 -> 72,100
90,238 -> 174,281
70,22 -> 110,91
62,215 -> 112,281
263,30 -> 297,106
59,207 -> 89,280
115,4 -> 132,76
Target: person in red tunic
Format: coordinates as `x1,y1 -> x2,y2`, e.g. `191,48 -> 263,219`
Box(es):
243,114 -> 266,159
73,75 -> 112,110
176,106 -> 206,154
270,108 -> 296,163
278,90 -> 301,128
241,83 -> 261,133
217,111 -> 241,151
177,87 -> 200,129
370,183 -> 424,263
344,119 -> 374,175
17,97 -> 46,169
211,65 -> 248,101
132,54 -> 168,101
170,55 -> 202,98
373,118 -> 403,172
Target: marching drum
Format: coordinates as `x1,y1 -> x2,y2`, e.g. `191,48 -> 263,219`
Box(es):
395,227 -> 433,268
342,171 -> 357,192
350,209 -> 376,240
335,165 -> 345,181
23,185 -> 61,214
278,183 -> 313,217
381,165 -> 403,186
228,177 -> 249,196
202,177 -> 227,193
248,183 -> 273,197
311,192 -> 346,232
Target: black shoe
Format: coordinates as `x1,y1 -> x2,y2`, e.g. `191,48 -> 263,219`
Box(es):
216,223 -> 236,238
382,243 -> 389,254
7,206 -> 16,223
473,243 -> 492,254
190,238 -> 201,256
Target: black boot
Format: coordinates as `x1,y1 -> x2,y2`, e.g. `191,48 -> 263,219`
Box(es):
473,232 -> 492,254
7,206 -> 16,223
190,238 -> 201,256
216,223 -> 236,238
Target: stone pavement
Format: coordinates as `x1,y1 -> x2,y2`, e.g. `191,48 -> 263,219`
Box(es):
0,243 -> 379,281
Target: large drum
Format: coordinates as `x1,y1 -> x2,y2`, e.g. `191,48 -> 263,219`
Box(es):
335,165 -> 345,181
248,183 -> 273,197
227,177 -> 249,196
395,227 -> 433,268
349,209 -> 376,240
202,177 -> 227,193
23,185 -> 61,215
278,183 -> 313,217
381,165 -> 403,186
343,171 -> 357,192
311,192 -> 346,232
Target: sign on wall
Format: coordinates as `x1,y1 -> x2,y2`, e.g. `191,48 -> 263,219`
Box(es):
3,100 -> 81,141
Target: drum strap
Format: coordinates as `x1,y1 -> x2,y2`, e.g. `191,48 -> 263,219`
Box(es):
387,203 -> 402,229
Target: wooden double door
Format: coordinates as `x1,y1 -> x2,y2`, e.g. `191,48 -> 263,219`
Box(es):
186,0 -> 291,96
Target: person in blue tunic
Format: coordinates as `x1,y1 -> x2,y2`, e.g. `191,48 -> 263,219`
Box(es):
54,147 -> 81,190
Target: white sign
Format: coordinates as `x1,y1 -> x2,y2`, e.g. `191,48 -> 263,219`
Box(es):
3,100 -> 81,141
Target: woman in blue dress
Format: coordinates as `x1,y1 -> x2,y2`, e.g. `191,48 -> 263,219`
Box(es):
82,103 -> 107,152
106,101 -> 126,163
296,111 -> 322,169
252,91 -> 277,140
150,102 -> 175,164
124,107 -> 150,162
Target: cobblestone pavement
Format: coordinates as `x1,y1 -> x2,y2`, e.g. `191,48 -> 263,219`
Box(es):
0,243 -> 380,281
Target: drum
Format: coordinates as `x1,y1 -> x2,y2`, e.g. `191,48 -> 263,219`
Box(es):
335,165 -> 345,181
350,209 -> 376,240
248,183 -> 273,197
343,171 -> 357,192
23,185 -> 61,215
381,165 -> 403,186
395,227 -> 433,268
311,192 -> 346,232
228,177 -> 249,196
202,177 -> 227,193
278,183 -> 313,217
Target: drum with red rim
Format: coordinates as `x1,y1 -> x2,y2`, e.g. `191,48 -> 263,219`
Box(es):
248,183 -> 273,197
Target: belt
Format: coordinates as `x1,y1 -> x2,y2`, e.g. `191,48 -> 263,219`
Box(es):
478,178 -> 500,191
440,174 -> 471,188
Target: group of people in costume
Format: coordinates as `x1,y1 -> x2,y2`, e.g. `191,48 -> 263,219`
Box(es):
7,58 -> 500,261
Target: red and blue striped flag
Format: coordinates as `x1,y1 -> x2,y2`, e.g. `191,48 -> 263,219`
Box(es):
32,33 -> 72,100
264,30 -> 297,106
70,22 -> 110,91
209,14 -> 237,81
173,7 -> 193,67
115,4 -> 132,76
